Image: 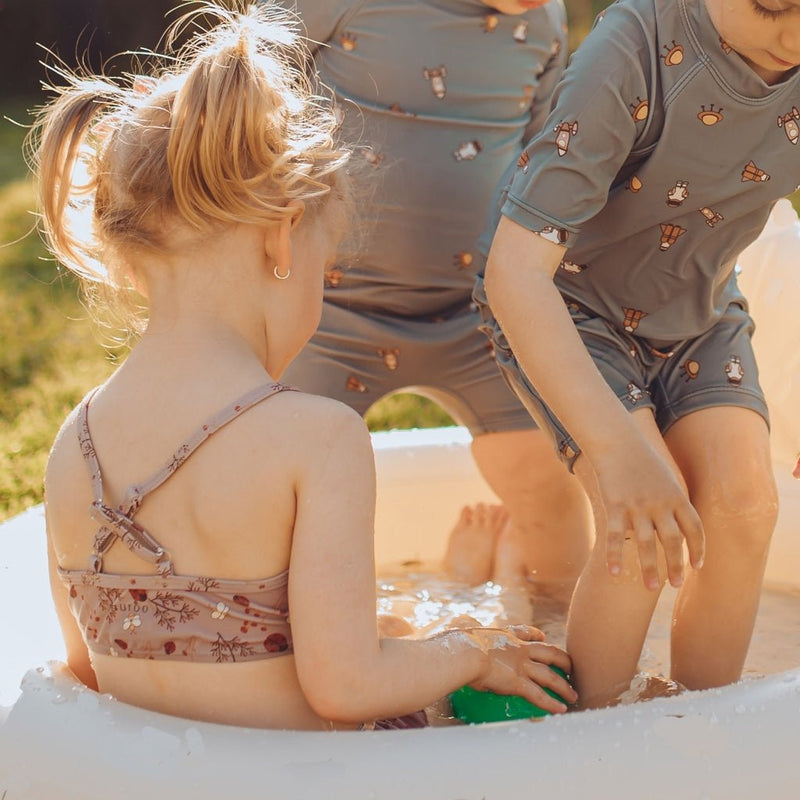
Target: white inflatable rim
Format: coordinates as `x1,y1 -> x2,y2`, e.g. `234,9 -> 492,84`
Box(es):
2,423 -> 800,799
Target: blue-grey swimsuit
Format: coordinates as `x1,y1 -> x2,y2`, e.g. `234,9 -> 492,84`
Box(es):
474,0 -> 799,459
477,0 -> 800,342
281,0 -> 568,433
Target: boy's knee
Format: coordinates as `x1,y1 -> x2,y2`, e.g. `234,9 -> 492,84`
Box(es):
695,473 -> 778,551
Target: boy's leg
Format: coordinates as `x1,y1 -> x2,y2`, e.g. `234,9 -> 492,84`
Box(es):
470,429 -> 592,604
653,301 -> 777,689
665,406 -> 777,689
408,307 -> 592,603
478,299 -> 699,706
288,300 -> 594,602
566,408 -> 686,708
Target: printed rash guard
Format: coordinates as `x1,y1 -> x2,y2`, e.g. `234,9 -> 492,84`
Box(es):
283,0 -> 568,315
478,0 -> 800,344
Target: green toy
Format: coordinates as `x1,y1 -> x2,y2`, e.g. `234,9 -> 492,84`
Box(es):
450,666 -> 570,723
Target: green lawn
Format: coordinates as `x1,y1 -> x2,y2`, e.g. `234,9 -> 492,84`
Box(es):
1,99 -> 119,521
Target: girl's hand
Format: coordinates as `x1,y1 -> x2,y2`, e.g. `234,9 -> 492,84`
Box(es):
590,441 -> 705,591
466,625 -> 577,714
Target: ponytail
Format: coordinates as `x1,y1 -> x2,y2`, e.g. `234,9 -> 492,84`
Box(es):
27,1 -> 350,331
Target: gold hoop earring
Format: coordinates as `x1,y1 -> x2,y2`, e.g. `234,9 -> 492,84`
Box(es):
273,265 -> 291,280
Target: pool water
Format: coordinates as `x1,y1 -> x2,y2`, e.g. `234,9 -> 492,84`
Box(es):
376,562 -> 800,714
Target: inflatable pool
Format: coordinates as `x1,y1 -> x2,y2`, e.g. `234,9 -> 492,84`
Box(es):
1,202 -> 799,799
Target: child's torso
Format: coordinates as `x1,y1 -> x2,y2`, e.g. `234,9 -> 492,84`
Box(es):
58,383 -> 298,665
304,0 -> 567,313
504,0 -> 800,341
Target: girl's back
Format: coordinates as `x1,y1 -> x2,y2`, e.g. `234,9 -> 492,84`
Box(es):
45,355 -> 366,729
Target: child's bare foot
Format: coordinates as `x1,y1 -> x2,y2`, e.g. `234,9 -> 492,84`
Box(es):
491,521 -> 528,583
613,673 -> 686,706
442,504 -> 509,585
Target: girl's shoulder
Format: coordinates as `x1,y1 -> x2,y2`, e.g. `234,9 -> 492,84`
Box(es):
44,397 -> 97,545
222,385 -> 373,470
45,392 -> 95,486
250,390 -> 375,511
271,390 -> 372,453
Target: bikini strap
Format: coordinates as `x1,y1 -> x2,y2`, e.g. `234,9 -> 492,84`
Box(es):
77,388 -> 176,575
77,387 -> 104,502
77,382 -> 296,575
117,382 -> 297,514
88,501 -> 174,575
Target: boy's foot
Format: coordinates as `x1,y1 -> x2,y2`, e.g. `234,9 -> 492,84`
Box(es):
442,504 -> 509,585
491,520 -> 528,583
615,673 -> 686,706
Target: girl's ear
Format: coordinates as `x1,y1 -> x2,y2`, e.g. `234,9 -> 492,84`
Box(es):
287,199 -> 306,229
265,200 -> 305,276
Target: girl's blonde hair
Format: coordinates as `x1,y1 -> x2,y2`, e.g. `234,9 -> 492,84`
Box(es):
27,1 -> 350,333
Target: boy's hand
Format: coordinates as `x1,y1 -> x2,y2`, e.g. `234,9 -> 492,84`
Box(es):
590,442 -> 705,591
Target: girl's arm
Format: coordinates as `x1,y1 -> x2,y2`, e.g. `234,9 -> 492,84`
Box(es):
46,534 -> 98,691
484,216 -> 704,590
287,403 -> 575,723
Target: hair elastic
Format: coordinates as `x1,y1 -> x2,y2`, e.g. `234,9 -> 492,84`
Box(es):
273,265 -> 291,280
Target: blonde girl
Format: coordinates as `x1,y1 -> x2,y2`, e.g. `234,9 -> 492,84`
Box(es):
35,1 -> 575,730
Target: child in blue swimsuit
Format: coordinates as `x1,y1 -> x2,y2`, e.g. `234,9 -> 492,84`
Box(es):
478,0 -> 800,707
277,0 -> 593,598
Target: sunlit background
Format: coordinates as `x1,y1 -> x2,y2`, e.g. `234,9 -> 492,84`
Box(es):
0,0 -> 793,522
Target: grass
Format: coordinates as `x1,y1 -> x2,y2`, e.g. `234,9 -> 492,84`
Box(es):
1,99 -> 121,521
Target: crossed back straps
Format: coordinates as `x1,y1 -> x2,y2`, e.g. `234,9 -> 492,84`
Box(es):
76,382 -> 296,575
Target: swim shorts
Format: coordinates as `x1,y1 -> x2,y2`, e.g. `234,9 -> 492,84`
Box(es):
283,299 -> 537,436
477,295 -> 769,469
364,710 -> 429,730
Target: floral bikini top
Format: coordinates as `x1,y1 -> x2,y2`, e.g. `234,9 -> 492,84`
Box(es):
58,382 -> 298,663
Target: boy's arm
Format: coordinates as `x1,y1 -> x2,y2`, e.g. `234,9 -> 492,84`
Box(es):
506,1 -> 660,238
485,217 -> 704,589
485,2 -> 703,590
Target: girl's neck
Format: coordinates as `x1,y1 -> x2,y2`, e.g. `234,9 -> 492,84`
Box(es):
122,320 -> 276,394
